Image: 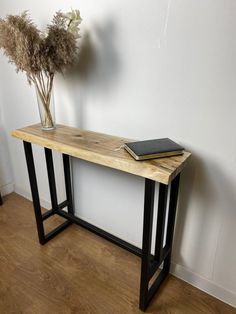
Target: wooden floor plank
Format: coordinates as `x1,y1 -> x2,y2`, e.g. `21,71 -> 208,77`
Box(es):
0,193 -> 235,314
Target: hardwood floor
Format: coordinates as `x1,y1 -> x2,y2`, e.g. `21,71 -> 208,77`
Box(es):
0,193 -> 235,314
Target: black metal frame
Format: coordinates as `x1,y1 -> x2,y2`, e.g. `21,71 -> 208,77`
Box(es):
23,141 -> 180,311
0,192 -> 2,205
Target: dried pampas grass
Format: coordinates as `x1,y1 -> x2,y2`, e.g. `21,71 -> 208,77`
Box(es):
0,10 -> 82,128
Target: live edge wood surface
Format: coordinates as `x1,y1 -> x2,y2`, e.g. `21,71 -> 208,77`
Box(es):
11,124 -> 191,185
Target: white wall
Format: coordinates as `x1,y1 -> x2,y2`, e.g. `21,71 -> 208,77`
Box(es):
0,85 -> 14,195
0,0 -> 236,307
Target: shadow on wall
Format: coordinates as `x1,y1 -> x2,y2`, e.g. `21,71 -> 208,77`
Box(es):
64,19 -> 121,128
173,152 -> 236,276
76,19 -> 120,90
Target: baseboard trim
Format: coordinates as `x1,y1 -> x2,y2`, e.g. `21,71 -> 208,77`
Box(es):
0,182 -> 14,196
14,185 -> 51,209
171,262 -> 236,308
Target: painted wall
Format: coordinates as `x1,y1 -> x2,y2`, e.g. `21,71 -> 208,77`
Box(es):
0,0 -> 235,307
0,86 -> 13,195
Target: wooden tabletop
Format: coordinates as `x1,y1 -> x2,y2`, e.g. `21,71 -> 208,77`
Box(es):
11,124 -> 191,185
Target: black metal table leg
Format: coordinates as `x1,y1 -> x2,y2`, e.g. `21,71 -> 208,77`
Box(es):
163,174 -> 180,274
45,148 -> 59,213
63,154 -> 74,214
0,192 -> 3,205
139,179 -> 155,310
139,174 -> 180,311
155,183 -> 168,262
24,141 -> 46,244
23,141 -> 72,244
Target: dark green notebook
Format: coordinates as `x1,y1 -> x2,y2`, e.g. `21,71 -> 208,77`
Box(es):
124,138 -> 184,161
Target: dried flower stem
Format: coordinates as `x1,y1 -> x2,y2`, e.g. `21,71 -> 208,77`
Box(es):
31,72 -> 54,127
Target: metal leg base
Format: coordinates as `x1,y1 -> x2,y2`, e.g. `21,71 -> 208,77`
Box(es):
139,175 -> 180,311
43,217 -> 72,244
0,192 -> 3,206
23,141 -> 180,311
23,141 -> 73,245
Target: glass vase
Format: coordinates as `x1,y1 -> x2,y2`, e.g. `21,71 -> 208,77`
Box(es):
36,85 -> 56,131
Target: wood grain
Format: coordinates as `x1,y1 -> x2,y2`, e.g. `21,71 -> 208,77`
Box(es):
11,124 -> 191,184
0,193 -> 235,314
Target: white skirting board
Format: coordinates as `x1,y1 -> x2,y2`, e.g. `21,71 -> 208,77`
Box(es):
14,185 -> 50,210
171,262 -> 236,308
0,182 -> 14,196
12,187 -> 236,309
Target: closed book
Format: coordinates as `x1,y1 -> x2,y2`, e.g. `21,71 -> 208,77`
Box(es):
124,138 -> 184,161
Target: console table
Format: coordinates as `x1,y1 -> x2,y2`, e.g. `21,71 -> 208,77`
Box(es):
12,124 -> 191,311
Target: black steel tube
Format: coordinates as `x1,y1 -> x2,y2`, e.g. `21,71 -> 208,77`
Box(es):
23,141 -> 45,244
42,201 -> 69,221
147,269 -> 168,303
163,173 -> 180,273
44,220 -> 72,243
57,208 -> 142,257
148,247 -> 171,280
63,154 -> 74,214
42,209 -> 55,221
139,179 -> 155,311
154,183 -> 168,262
0,192 -> 2,205
45,148 -> 58,211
